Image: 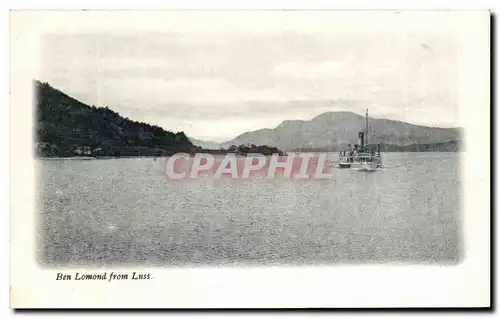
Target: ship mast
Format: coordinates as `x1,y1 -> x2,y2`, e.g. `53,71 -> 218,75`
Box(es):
365,109 -> 369,148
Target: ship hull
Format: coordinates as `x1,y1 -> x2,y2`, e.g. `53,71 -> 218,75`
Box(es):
338,161 -> 379,170
338,154 -> 382,170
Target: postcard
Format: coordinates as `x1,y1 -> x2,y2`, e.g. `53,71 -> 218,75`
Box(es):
10,10 -> 490,308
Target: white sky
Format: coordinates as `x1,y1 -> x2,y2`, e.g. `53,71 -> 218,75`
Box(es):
37,11 -> 463,142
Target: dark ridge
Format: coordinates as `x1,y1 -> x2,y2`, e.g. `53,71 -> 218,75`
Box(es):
290,140 -> 462,153
34,80 -> 194,157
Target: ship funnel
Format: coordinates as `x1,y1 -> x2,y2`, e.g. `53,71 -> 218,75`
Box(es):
358,132 -> 365,149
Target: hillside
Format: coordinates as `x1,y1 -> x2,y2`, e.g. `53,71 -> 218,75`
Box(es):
291,140 -> 462,152
189,138 -> 222,150
223,111 -> 461,151
34,81 -> 194,157
365,140 -> 462,152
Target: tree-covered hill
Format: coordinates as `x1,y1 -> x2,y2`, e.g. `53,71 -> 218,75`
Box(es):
34,80 -> 194,157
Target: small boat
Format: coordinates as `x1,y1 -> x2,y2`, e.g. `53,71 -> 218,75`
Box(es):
338,109 -> 383,170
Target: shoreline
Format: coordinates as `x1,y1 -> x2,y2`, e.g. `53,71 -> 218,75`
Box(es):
36,151 -> 462,160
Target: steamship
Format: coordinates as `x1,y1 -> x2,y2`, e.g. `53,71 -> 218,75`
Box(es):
338,110 -> 382,170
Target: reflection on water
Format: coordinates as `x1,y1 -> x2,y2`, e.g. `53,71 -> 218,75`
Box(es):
37,153 -> 461,267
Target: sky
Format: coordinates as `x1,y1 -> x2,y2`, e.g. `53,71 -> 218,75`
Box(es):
37,11 -> 461,142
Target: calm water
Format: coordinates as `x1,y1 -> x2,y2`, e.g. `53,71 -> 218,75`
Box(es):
37,153 -> 461,267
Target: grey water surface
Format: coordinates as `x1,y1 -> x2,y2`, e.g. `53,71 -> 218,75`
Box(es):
37,152 -> 461,267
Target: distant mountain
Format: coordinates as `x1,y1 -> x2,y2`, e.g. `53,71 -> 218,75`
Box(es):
189,138 -> 222,150
34,80 -> 194,157
223,111 -> 461,151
